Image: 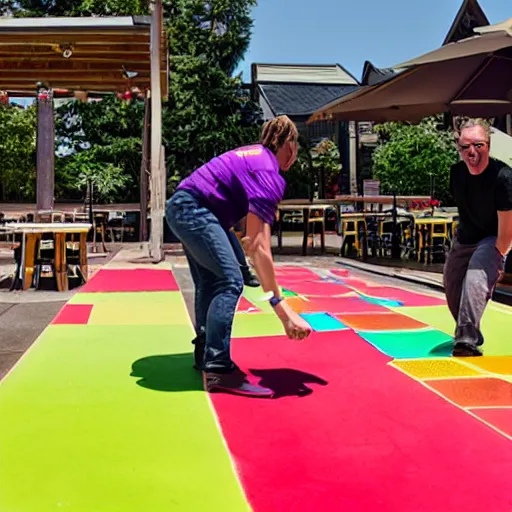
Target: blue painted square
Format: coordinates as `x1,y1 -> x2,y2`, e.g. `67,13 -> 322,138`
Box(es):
300,313 -> 348,332
360,295 -> 403,308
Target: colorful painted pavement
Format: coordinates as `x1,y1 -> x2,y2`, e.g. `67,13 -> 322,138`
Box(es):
0,264 -> 511,511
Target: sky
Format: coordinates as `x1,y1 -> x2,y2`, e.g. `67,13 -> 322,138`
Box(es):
236,0 -> 510,82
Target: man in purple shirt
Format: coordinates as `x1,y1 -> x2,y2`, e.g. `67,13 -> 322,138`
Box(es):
166,116 -> 312,397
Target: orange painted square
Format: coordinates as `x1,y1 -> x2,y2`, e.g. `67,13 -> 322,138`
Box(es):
285,297 -> 310,313
427,377 -> 512,407
336,312 -> 429,331
468,357 -> 512,376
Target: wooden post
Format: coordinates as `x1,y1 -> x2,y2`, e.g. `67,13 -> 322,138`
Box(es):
348,121 -> 358,196
139,91 -> 151,242
149,0 -> 165,262
36,87 -> 55,212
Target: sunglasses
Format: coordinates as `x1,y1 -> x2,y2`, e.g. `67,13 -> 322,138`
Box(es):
458,141 -> 489,151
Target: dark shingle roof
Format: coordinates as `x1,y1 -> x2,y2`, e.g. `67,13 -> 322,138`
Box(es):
361,61 -> 397,86
259,83 -> 360,116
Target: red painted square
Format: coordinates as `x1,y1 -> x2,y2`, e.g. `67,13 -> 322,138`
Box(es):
301,296 -> 387,314
363,287 -> 446,307
80,269 -> 179,293
279,281 -> 354,297
427,378 -> 512,407
52,304 -> 93,325
237,297 -> 261,313
470,407 -> 512,437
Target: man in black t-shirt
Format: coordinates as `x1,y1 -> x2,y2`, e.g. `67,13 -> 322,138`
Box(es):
444,119 -> 512,356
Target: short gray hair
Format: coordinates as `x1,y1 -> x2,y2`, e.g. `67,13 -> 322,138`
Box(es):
453,117 -> 492,141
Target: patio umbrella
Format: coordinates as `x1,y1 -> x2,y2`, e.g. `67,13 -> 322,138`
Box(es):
308,19 -> 512,123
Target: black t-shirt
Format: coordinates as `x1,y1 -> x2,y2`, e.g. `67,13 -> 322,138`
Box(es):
450,158 -> 512,244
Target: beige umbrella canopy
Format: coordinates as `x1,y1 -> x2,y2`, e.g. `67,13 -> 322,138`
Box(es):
308,18 -> 512,123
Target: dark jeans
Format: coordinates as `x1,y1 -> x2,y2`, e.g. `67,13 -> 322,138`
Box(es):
166,190 -> 243,372
444,236 -> 506,346
227,229 -> 250,271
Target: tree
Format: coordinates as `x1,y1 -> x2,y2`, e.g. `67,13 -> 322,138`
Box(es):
55,96 -> 143,202
65,151 -> 130,205
0,0 -> 147,16
371,117 -> 459,206
164,0 -> 261,191
0,104 -> 37,201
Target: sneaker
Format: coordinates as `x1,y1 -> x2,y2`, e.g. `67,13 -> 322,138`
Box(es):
191,334 -> 206,370
242,267 -> 260,288
204,371 -> 274,398
452,342 -> 483,357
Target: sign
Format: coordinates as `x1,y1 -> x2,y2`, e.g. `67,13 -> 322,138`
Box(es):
363,179 -> 380,196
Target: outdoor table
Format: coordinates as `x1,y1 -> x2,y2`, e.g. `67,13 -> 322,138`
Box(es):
0,223 -> 92,291
277,203 -> 333,255
413,218 -> 452,264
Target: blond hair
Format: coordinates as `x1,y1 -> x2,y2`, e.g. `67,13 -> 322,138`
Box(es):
260,115 -> 299,154
453,117 -> 492,141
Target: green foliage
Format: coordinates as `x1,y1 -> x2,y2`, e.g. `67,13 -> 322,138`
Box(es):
1,0 -> 147,16
64,150 -> 130,203
0,104 -> 36,201
285,138 -> 342,199
311,139 -> 341,197
285,143 -> 313,199
166,0 -> 256,76
164,56 -> 261,192
372,117 -> 458,205
55,96 -> 144,202
164,0 -> 261,191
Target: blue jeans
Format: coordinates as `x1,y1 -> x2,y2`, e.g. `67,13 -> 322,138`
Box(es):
227,229 -> 250,271
166,190 -> 243,372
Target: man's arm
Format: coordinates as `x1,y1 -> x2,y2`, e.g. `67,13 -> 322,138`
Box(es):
496,210 -> 512,256
496,167 -> 512,256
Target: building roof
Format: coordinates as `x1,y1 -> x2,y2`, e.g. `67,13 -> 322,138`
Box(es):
443,0 -> 489,45
258,83 -> 360,117
252,63 -> 359,85
0,16 -> 168,96
252,63 -> 360,117
361,60 -> 401,86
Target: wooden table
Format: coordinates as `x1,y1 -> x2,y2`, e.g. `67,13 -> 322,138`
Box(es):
277,203 -> 334,255
0,223 -> 92,291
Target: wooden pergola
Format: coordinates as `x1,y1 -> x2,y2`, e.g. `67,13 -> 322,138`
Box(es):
0,2 -> 168,261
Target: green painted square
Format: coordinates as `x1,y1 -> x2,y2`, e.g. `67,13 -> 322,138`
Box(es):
358,328 -> 453,359
242,287 -> 273,314
70,291 -> 184,306
395,305 -> 512,356
0,324 -> 249,512
233,313 -> 284,338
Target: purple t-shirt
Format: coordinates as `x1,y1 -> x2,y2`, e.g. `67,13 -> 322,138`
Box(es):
177,144 -> 286,229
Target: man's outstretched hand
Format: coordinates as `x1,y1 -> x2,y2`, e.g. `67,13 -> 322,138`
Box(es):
274,301 -> 312,340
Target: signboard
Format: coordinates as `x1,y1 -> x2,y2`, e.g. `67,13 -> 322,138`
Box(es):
363,179 -> 380,196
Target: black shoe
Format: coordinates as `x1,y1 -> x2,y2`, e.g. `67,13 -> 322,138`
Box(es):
192,334 -> 206,370
452,342 -> 483,357
203,371 -> 274,398
242,267 -> 260,288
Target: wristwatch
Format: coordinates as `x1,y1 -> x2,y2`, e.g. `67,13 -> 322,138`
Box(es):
269,295 -> 284,308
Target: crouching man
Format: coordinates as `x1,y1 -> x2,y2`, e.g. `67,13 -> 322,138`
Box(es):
445,118 -> 512,357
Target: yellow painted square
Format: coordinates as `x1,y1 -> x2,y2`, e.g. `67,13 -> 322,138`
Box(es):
392,359 -> 483,379
88,302 -> 191,326
467,356 -> 512,376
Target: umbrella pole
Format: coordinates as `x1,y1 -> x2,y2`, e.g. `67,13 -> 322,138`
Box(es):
391,190 -> 401,259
